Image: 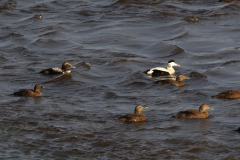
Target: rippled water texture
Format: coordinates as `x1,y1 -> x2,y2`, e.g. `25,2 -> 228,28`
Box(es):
0,0 -> 240,159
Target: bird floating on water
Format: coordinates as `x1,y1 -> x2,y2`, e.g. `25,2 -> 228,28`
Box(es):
173,104 -> 213,119
144,60 -> 180,77
117,105 -> 148,122
155,74 -> 190,87
212,90 -> 240,99
13,84 -> 44,97
40,61 -> 75,74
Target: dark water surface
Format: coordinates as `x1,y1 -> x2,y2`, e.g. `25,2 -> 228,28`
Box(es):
1,0 -> 240,159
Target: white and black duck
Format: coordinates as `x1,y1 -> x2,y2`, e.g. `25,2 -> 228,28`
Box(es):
144,60 -> 180,77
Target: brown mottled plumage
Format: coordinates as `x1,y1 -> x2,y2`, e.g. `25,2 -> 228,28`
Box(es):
173,104 -> 213,119
155,74 -> 190,87
213,90 -> 240,99
13,84 -> 44,97
40,61 -> 75,74
117,105 -> 148,122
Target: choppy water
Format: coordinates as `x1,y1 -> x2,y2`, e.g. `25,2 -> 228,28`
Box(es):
1,0 -> 240,159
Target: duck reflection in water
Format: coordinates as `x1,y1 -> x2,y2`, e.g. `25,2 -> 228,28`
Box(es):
43,74 -> 73,83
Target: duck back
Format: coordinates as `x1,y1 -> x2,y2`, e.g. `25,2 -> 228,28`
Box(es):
156,80 -> 184,87
40,68 -> 63,74
117,114 -> 146,122
174,110 -> 209,118
214,90 -> 240,99
14,90 -> 42,97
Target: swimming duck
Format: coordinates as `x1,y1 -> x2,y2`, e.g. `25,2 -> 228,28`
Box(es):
40,61 -> 75,74
144,60 -> 180,77
117,105 -> 148,122
13,84 -> 44,97
212,90 -> 240,99
236,127 -> 240,132
173,104 -> 213,118
155,74 -> 190,87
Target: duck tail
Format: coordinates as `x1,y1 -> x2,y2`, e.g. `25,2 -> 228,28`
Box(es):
211,94 -> 221,98
116,117 -> 127,121
173,113 -> 186,118
143,69 -> 150,74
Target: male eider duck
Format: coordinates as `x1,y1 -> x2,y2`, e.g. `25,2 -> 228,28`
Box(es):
212,90 -> 240,99
173,104 -> 213,119
40,61 -> 75,74
13,84 -> 44,97
117,105 -> 148,122
144,60 -> 180,77
155,74 -> 190,87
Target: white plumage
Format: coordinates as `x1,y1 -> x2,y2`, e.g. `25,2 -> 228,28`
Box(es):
144,60 -> 180,77
52,67 -> 64,73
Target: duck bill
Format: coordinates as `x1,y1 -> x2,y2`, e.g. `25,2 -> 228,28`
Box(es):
175,62 -> 180,66
143,106 -> 148,109
71,65 -> 76,69
210,107 -> 214,110
185,76 -> 190,79
41,86 -> 45,89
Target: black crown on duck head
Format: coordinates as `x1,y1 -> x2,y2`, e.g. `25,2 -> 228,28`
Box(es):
168,60 -> 175,63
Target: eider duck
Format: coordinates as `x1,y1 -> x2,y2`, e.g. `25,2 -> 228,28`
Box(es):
40,61 -> 75,74
13,84 -> 44,97
34,14 -> 43,20
155,74 -> 190,87
212,90 -> 240,99
117,105 -> 148,122
173,104 -> 213,119
144,60 -> 180,77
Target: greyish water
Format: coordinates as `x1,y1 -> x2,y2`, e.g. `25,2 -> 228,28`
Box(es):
0,0 -> 240,159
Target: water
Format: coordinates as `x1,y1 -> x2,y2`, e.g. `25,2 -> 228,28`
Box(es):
0,0 -> 240,159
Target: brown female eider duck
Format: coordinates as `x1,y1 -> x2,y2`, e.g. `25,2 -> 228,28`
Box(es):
117,105 -> 148,122
173,104 -> 213,119
144,60 -> 180,77
212,90 -> 240,99
40,61 -> 75,74
13,84 -> 44,97
155,74 -> 190,87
